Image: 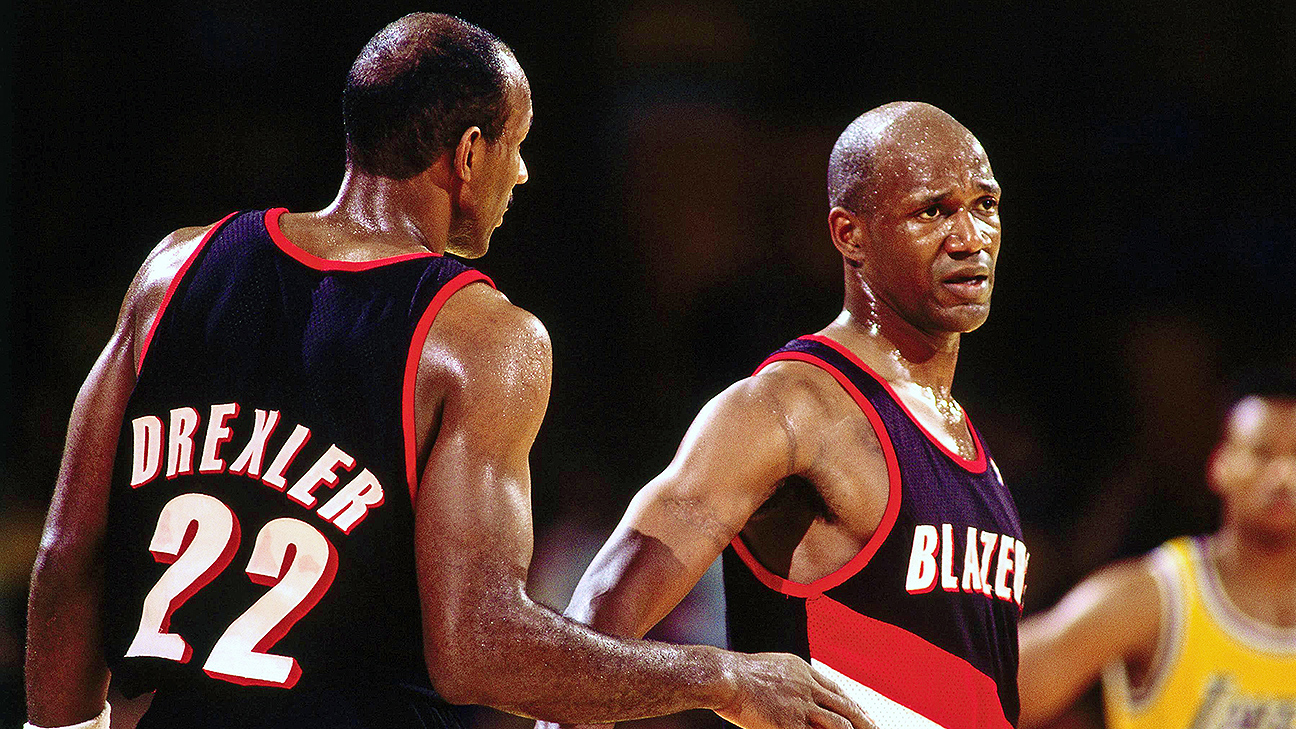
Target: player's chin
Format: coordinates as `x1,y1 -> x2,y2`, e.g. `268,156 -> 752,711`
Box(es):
935,303 -> 992,333
1251,500 -> 1296,538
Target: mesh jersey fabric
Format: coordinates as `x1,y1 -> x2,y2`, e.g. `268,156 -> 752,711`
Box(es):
101,208 -> 492,728
723,335 -> 1026,728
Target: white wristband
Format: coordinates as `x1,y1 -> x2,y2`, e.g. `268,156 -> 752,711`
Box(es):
24,703 -> 110,729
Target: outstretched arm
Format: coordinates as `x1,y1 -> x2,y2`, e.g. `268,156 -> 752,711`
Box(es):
25,226 -> 209,726
1017,558 -> 1161,728
413,289 -> 869,728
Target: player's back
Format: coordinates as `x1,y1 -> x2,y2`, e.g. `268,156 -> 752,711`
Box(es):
101,208 -> 493,728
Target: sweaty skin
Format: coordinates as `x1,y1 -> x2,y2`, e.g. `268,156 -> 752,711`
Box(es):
1017,396 -> 1296,728
25,16 -> 872,729
545,101 -> 1002,729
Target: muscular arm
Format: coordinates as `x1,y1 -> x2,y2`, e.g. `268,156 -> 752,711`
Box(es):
413,292 -> 868,728
546,367 -> 871,729
566,373 -> 813,639
25,225 -> 210,726
1017,558 -> 1161,728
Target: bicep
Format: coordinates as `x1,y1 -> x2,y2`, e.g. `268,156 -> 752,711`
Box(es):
412,300 -> 552,638
40,327 -> 138,561
568,381 -> 802,635
43,225 -> 210,541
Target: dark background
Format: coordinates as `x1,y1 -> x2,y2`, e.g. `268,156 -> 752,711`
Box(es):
6,1 -> 1295,727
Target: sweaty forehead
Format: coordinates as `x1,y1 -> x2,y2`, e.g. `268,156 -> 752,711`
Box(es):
876,122 -> 993,188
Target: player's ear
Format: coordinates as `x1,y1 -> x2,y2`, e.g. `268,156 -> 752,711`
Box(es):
829,206 -> 867,265
453,126 -> 483,182
1206,443 -> 1239,497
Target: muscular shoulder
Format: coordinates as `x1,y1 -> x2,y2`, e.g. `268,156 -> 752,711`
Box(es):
419,282 -> 552,405
744,359 -> 874,464
664,359 -> 859,485
123,222 -> 224,363
742,359 -> 857,421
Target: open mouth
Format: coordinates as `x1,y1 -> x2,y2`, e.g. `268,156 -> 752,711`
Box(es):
942,274 -> 989,291
944,274 -> 988,285
941,273 -> 990,301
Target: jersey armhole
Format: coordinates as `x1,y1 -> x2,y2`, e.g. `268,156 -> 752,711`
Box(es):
1103,546 -> 1185,716
135,212 -> 239,375
401,270 -> 496,506
728,352 -> 903,598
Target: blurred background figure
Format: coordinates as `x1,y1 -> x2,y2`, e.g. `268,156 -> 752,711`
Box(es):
1018,371 -> 1296,728
7,2 -> 1295,728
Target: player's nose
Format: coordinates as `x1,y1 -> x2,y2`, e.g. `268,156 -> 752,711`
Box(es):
945,209 -> 987,255
517,155 -> 528,185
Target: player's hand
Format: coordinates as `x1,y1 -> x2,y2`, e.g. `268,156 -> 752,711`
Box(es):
715,651 -> 878,729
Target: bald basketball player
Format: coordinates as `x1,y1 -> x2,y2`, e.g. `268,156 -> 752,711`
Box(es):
546,102 -> 1027,729
1018,375 -> 1296,729
24,13 -> 871,729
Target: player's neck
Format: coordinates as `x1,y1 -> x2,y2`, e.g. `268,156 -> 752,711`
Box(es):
1211,526 -> 1296,595
313,167 -> 454,254
829,291 -> 960,393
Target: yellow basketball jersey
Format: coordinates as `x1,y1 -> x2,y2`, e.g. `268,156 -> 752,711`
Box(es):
1102,536 -> 1296,729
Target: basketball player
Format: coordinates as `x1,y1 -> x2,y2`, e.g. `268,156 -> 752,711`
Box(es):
1018,375 -> 1296,728
24,14 -> 871,729
544,101 -> 1027,729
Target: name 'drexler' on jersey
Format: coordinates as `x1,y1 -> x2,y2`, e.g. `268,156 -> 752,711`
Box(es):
128,403 -> 385,534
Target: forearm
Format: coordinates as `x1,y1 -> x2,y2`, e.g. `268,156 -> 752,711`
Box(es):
433,587 -> 734,722
26,548 -> 110,726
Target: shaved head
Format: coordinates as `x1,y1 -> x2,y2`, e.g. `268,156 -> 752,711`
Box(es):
828,102 -> 986,213
343,12 -> 526,179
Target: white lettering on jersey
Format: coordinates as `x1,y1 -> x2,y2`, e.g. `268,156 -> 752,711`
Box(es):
130,415 -> 164,487
978,532 -> 999,598
904,524 -> 1029,607
166,407 -> 200,479
128,403 -> 388,535
316,468 -> 385,533
1013,539 -> 1029,607
994,537 -> 1016,602
940,523 -> 959,592
227,409 -> 281,478
961,526 -> 983,592
286,445 -> 356,508
905,525 -> 940,594
199,403 -> 241,475
262,424 -> 311,491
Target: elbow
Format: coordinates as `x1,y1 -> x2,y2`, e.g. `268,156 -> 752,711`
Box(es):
429,674 -> 478,707
425,639 -> 487,706
423,613 -> 516,707
421,577 -> 539,708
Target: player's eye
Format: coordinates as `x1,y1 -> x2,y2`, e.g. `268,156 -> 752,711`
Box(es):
917,205 -> 942,220
978,197 -> 998,213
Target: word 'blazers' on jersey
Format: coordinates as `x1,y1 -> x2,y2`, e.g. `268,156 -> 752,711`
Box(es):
102,209 -> 492,729
723,335 -> 1027,728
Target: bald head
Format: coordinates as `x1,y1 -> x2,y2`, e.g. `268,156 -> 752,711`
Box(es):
828,102 -> 987,213
343,12 -> 526,179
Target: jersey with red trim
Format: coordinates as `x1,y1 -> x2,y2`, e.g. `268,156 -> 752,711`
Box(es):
722,335 -> 1028,728
101,208 -> 493,728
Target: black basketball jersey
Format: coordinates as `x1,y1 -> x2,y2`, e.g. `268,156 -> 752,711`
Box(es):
102,208 -> 493,728
723,335 -> 1027,728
